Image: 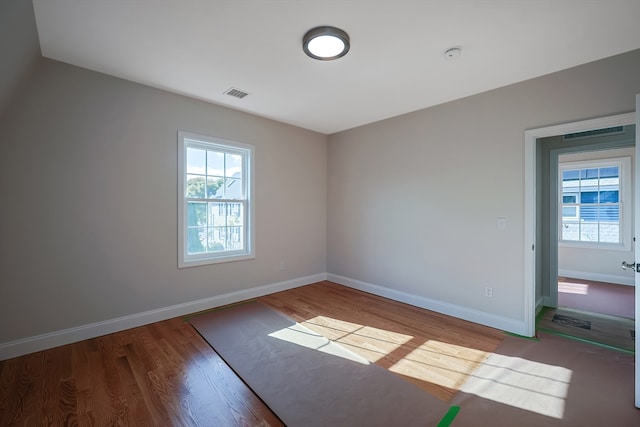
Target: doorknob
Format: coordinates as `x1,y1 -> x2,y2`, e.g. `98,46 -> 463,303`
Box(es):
621,261 -> 639,272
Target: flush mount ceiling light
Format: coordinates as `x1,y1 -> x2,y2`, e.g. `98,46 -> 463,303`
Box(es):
303,26 -> 350,60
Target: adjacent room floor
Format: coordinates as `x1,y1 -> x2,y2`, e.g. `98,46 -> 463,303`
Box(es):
540,277 -> 636,352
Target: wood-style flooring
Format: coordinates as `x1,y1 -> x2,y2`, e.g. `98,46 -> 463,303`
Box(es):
0,281 -> 505,426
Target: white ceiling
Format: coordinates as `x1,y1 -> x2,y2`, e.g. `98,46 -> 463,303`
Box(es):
32,0 -> 640,134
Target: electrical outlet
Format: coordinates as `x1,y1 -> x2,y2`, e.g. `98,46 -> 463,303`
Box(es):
484,287 -> 493,297
279,261 -> 285,271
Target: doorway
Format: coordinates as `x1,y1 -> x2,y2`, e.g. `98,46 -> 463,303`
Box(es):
525,110 -> 639,408
523,113 -> 636,337
540,135 -> 636,352
541,128 -> 636,310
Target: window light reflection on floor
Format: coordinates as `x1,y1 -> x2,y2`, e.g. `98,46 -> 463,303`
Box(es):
558,281 -> 589,295
458,352 -> 572,419
302,316 -> 414,363
388,340 -> 490,390
269,316 -> 571,420
268,323 -> 370,365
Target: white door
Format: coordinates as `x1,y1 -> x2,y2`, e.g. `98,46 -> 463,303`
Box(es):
633,94 -> 640,408
635,94 -> 640,408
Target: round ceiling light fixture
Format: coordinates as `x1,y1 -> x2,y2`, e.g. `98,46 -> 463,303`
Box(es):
303,26 -> 350,61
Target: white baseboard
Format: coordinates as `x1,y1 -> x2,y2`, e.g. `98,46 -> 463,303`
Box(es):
326,273 -> 528,336
0,273 -> 326,361
558,269 -> 635,286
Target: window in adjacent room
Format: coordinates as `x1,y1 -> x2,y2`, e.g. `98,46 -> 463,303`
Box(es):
178,131 -> 254,267
559,157 -> 631,250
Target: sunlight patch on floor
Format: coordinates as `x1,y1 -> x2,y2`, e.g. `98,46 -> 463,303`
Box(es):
302,316 -> 413,363
459,352 -> 572,419
389,340 -> 490,390
268,323 -> 370,365
297,318 -> 494,394
558,281 -> 589,295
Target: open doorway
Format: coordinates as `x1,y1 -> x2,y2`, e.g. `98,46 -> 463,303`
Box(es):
536,125 -> 636,351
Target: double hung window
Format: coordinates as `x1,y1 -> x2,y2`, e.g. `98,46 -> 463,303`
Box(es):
559,157 -> 630,249
178,131 -> 254,267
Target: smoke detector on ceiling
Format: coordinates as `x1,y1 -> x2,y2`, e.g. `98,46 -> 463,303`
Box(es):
444,47 -> 462,60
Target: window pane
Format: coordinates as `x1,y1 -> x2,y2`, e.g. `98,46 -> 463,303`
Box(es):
562,222 -> 580,241
228,203 -> 244,226
580,168 -> 598,179
599,167 -> 619,179
599,190 -> 619,203
580,192 -> 598,204
580,205 -> 598,221
562,194 -> 577,203
187,227 -> 206,254
563,170 -> 580,181
224,178 -> 242,199
562,207 -> 577,218
599,205 -> 619,221
187,202 -> 207,226
226,153 -> 243,178
208,227 -> 226,251
207,151 -> 224,177
600,223 -> 619,243
227,226 -> 244,250
207,177 -> 224,198
186,147 -> 206,174
186,175 -> 206,198
208,202 -> 226,226
580,223 -> 598,242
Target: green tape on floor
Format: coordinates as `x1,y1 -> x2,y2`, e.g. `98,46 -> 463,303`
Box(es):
537,327 -> 634,355
437,405 -> 460,427
504,331 -> 539,341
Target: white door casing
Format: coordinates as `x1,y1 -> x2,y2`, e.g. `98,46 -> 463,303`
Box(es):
635,94 -> 639,408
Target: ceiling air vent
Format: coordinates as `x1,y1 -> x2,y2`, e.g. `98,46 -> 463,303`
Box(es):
563,126 -> 624,141
224,87 -> 250,99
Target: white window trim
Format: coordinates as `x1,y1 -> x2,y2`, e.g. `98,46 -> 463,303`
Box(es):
178,131 -> 255,268
558,156 -> 631,251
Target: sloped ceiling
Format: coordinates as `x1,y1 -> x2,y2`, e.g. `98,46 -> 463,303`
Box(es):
32,0 -> 640,134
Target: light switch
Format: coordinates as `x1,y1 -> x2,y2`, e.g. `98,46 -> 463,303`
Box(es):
496,217 -> 507,231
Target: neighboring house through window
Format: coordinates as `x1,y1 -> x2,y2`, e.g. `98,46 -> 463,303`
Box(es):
559,157 -> 631,250
178,131 -> 254,267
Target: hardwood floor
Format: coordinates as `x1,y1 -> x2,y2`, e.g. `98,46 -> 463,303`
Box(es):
0,281 -> 505,425
0,317 -> 283,427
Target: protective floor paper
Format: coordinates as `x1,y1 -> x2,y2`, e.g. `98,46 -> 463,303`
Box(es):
190,301 -> 453,427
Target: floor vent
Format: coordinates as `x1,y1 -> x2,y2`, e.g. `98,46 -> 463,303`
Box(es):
224,87 -> 250,99
563,126 -> 624,141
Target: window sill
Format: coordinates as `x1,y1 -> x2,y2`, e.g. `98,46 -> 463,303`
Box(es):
178,253 -> 255,268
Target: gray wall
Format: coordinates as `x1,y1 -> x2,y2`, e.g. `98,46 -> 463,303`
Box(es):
0,59 -> 327,344
327,49 -> 640,330
0,0 -> 40,117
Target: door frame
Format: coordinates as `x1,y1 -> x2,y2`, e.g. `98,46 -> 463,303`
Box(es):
523,112 -> 636,337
